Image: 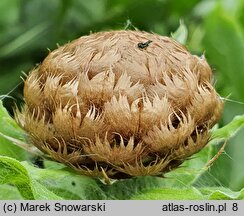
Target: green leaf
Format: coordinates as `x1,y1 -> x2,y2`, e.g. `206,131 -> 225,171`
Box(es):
171,20 -> 188,44
132,187 -> 244,200
0,156 -> 108,200
0,100 -> 29,160
200,187 -> 244,200
0,185 -> 23,200
21,161 -> 105,200
131,188 -> 204,200
203,7 -> 244,99
98,176 -> 165,200
0,156 -> 62,200
210,114 -> 244,144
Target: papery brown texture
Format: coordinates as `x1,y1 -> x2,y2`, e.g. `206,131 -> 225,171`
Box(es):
16,30 -> 223,179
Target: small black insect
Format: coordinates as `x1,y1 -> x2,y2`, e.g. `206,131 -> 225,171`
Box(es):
137,40 -> 152,49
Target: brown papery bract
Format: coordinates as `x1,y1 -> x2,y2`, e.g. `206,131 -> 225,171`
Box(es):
16,30 -> 223,179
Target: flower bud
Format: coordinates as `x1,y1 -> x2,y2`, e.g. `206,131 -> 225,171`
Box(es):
16,30 -> 223,179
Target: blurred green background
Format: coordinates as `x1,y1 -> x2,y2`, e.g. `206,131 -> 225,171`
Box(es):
0,0 -> 243,191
